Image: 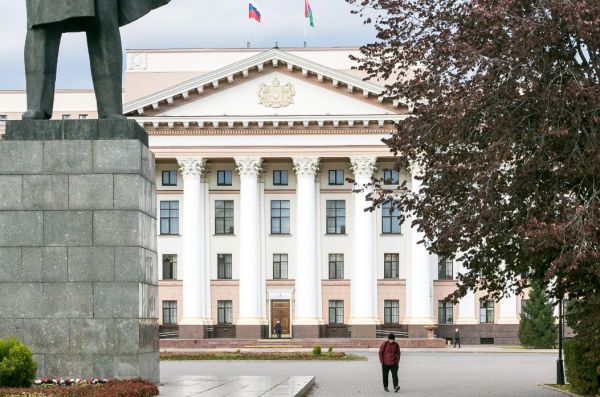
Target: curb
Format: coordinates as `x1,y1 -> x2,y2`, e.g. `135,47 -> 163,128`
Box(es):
296,377 -> 316,397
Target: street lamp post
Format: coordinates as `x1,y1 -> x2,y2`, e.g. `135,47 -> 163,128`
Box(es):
557,298 -> 565,385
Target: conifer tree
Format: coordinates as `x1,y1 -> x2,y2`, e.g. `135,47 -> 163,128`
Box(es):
519,282 -> 557,349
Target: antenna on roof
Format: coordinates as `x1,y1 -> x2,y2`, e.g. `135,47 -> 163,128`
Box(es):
247,41 -> 251,49
274,41 -> 279,49
304,41 -> 307,48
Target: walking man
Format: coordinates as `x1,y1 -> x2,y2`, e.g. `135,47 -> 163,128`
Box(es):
274,321 -> 282,339
379,333 -> 401,392
453,328 -> 461,348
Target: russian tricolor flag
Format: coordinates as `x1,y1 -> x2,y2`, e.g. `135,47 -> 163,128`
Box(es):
249,1 -> 261,22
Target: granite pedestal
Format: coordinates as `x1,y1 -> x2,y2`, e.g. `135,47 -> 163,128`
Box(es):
0,120 -> 159,383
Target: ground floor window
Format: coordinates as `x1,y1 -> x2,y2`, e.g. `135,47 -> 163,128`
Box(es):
480,300 -> 495,323
384,300 -> 400,324
328,300 -> 344,325
218,300 -> 233,324
162,301 -> 177,324
438,300 -> 453,324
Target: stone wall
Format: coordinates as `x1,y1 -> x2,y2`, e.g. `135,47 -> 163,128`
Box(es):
0,125 -> 159,382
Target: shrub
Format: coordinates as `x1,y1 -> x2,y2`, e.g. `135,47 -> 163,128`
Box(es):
518,281 -> 557,349
0,338 -> 37,387
328,346 -> 333,353
312,345 -> 322,356
564,339 -> 600,396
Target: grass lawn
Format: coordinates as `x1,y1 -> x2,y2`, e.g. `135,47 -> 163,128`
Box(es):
160,351 -> 367,361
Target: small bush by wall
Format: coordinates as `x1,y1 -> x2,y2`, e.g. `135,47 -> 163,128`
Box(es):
564,339 -> 600,395
0,338 -> 37,388
312,345 -> 322,356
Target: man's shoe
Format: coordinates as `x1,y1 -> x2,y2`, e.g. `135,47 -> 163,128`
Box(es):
394,386 -> 400,392
384,387 -> 389,392
22,109 -> 49,120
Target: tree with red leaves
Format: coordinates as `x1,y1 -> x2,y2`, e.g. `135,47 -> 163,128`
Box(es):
347,0 -> 599,382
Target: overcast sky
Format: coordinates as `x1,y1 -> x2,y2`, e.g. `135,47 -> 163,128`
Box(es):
0,0 -> 376,89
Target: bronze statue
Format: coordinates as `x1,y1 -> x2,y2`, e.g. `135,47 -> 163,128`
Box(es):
23,0 -> 170,120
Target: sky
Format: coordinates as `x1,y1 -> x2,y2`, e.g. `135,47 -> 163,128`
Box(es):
0,0 -> 377,89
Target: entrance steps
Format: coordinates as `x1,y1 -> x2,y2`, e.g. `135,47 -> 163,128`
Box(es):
161,337 -> 446,350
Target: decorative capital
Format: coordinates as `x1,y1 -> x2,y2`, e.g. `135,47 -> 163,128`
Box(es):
292,157 -> 320,176
350,157 -> 377,179
235,157 -> 263,177
177,157 -> 206,177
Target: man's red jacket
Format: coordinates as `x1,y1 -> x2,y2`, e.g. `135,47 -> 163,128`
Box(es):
379,341 -> 401,365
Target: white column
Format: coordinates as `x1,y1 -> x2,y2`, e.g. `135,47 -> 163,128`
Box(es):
292,157 -> 323,325
498,292 -> 519,324
177,157 -> 211,325
456,260 -> 478,324
235,157 -> 267,325
348,157 -> 379,325
405,167 -> 435,324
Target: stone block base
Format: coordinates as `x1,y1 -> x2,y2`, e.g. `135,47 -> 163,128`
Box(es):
236,325 -> 265,339
0,121 -> 158,383
435,324 -> 520,345
350,324 -> 377,338
293,325 -> 321,338
179,325 -> 208,339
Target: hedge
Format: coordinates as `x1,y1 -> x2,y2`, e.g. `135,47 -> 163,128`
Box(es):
564,339 -> 600,396
0,379 -> 158,397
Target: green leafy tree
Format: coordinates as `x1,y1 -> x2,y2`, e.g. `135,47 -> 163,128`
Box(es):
346,0 -> 600,388
518,282 -> 557,348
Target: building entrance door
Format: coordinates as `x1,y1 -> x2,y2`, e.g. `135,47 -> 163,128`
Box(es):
270,300 -> 290,337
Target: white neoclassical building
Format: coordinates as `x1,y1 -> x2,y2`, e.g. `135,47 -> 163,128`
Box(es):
0,47 -> 522,343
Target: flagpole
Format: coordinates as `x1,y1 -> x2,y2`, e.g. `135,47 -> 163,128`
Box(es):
247,1 -> 251,48
303,0 -> 307,47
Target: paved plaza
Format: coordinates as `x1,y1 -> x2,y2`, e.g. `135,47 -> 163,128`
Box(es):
159,351 -> 567,397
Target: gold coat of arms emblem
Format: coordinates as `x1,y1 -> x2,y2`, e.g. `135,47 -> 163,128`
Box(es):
258,78 -> 295,108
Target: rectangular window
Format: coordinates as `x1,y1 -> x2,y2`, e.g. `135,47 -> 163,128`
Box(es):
328,170 -> 344,185
217,254 -> 232,279
273,170 -> 288,186
382,201 -> 401,234
162,254 -> 177,280
384,300 -> 400,324
0,115 -> 7,126
79,114 -> 88,119
271,200 -> 290,234
328,300 -> 344,324
326,200 -> 346,234
520,299 -> 531,319
161,170 -> 177,186
384,253 -> 400,279
215,200 -> 234,234
162,301 -> 177,324
438,257 -> 453,280
480,300 -> 495,324
61,114 -> 71,120
217,300 -> 233,324
273,254 -> 288,279
217,170 -> 232,186
328,254 -> 344,279
383,169 -> 400,184
438,300 -> 453,324
160,201 -> 179,235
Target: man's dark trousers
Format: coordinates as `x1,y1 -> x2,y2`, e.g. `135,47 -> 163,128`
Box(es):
382,364 -> 399,389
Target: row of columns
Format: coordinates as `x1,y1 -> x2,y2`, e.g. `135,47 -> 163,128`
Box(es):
174,156 -> 518,338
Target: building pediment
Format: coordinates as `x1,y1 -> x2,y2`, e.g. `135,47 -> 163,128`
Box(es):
123,49 -> 407,117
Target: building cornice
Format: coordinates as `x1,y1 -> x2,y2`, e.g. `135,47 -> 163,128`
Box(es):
134,114 -> 409,131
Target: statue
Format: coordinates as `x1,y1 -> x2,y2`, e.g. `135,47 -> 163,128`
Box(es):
23,0 -> 170,120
